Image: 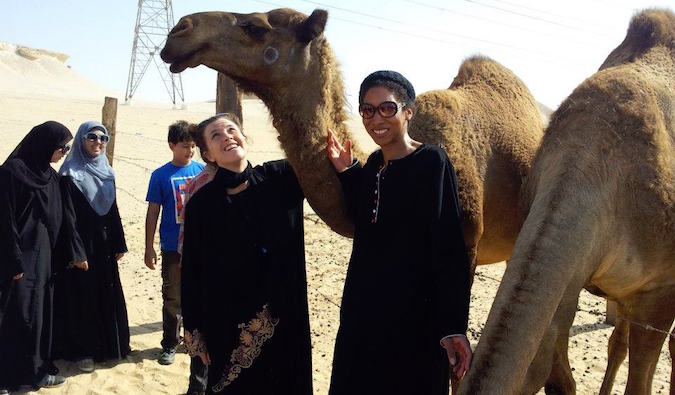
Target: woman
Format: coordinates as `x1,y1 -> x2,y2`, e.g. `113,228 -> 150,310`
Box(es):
0,121 -> 86,391
181,113 -> 312,394
326,71 -> 472,395
54,121 -> 130,372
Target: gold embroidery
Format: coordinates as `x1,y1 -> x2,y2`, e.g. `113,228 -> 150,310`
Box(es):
212,304 -> 279,393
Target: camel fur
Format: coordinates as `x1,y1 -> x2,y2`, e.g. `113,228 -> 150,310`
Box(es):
458,8 -> 675,395
159,8 -> 545,275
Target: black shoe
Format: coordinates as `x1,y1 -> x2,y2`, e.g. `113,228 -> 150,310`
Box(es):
186,391 -> 205,395
158,347 -> 176,365
37,374 -> 66,388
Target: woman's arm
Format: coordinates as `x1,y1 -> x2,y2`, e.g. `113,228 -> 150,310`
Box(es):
180,199 -> 210,364
430,157 -> 471,339
0,169 -> 23,280
58,176 -> 87,270
109,198 -> 128,256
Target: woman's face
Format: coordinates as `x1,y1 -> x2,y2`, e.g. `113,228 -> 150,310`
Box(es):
83,129 -> 107,158
202,118 -> 247,169
361,86 -> 412,148
51,138 -> 72,163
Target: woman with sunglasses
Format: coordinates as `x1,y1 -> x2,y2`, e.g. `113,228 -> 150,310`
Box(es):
0,121 -> 87,391
327,71 -> 472,395
53,121 -> 130,373
180,113 -> 312,394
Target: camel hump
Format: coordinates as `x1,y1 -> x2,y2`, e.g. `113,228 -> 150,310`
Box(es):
450,56 -> 509,87
600,8 -> 675,70
449,55 -> 534,99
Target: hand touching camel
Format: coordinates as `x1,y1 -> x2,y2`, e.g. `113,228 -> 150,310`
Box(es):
327,129 -> 353,173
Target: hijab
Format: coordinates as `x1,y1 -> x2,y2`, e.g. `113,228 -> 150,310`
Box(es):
2,121 -> 72,245
3,121 -> 72,188
59,121 -> 116,216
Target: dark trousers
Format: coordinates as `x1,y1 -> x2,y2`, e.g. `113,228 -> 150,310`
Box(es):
160,250 -> 182,350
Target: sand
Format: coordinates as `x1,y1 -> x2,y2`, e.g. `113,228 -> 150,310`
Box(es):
0,43 -> 671,395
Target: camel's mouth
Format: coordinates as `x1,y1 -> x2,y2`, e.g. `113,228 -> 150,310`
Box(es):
160,46 -> 203,73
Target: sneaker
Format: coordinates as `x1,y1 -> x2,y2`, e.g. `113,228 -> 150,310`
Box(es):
158,347 -> 176,365
37,374 -> 66,388
76,358 -> 95,373
0,389 -> 8,394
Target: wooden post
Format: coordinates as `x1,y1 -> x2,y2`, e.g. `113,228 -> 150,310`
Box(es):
606,300 -> 617,326
102,97 -> 118,166
216,73 -> 243,125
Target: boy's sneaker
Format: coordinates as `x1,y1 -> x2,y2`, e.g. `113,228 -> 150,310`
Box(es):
37,374 -> 66,388
158,347 -> 176,365
77,358 -> 95,373
0,389 -> 9,394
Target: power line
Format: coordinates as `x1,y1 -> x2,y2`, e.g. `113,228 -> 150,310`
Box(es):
463,0 -> 614,38
250,0 -> 586,68
486,0 -> 612,28
402,0 -> 605,49
296,0 -> 587,63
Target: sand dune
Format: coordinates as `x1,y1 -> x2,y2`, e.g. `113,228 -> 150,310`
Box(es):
0,44 -> 670,395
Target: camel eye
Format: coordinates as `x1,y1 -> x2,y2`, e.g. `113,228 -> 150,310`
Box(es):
241,23 -> 268,39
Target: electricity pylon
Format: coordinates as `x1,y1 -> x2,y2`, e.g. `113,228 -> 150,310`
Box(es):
125,0 -> 184,105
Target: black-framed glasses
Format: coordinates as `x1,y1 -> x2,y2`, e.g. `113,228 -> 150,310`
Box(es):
358,101 -> 405,119
58,145 -> 71,154
84,132 -> 109,144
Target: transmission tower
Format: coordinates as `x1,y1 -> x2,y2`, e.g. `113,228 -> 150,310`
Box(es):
125,0 -> 184,105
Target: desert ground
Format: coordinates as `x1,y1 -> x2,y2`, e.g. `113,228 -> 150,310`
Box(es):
0,43 -> 671,394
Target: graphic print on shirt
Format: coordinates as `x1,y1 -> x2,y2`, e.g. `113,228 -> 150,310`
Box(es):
171,176 -> 195,224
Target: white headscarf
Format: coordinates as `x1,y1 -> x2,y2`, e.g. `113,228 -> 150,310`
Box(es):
59,121 -> 116,215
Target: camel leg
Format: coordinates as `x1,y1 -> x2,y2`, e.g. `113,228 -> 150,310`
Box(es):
623,289 -> 674,395
521,291 -> 580,395
598,310 -> 629,395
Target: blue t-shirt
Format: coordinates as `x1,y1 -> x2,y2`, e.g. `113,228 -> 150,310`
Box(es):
146,161 -> 205,252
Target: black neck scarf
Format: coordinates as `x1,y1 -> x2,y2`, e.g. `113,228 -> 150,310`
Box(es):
214,162 -> 253,190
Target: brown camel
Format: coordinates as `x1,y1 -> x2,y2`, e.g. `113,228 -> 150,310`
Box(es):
159,8 -> 544,274
458,8 -> 675,395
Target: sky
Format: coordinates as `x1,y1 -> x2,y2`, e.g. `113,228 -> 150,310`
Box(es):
2,0 -> 674,111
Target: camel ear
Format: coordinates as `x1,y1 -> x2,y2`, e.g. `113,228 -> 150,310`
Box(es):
296,9 -> 328,44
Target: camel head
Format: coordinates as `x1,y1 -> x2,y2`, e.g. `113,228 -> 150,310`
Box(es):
160,8 -> 328,99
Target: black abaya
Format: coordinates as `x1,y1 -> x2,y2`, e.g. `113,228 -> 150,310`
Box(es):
329,144 -> 471,395
181,160 -> 312,395
0,121 -> 85,390
53,176 -> 130,361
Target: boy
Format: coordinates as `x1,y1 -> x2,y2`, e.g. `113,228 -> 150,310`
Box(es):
145,121 -> 207,394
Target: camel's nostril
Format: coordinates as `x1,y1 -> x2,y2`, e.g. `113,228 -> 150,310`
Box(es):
169,18 -> 192,37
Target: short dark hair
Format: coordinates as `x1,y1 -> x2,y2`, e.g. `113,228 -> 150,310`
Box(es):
168,120 -> 194,144
192,113 -> 244,165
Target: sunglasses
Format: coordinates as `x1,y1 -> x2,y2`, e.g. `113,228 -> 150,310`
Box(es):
358,101 -> 406,119
84,132 -> 110,144
58,145 -> 71,154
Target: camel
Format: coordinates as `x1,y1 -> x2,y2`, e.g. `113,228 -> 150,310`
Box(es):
458,8 -> 675,395
159,8 -> 544,276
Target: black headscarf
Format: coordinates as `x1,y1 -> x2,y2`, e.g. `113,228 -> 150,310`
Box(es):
2,121 -> 73,245
3,121 -> 73,188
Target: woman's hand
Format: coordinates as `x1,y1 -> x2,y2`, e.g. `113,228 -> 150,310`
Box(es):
441,335 -> 472,379
74,260 -> 89,271
198,351 -> 211,366
327,129 -> 352,173
13,272 -> 23,281
115,252 -> 125,261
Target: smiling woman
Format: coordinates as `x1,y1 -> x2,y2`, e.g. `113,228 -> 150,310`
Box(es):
180,113 -> 313,394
